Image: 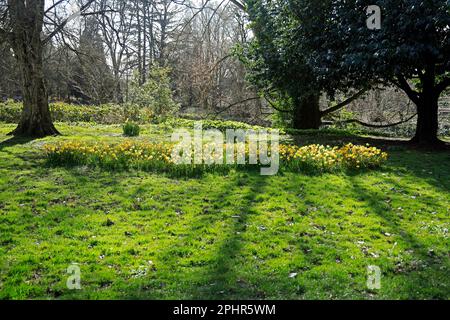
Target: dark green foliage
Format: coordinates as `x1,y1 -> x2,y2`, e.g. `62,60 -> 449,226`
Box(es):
241,1 -> 313,92
238,0 -> 323,129
291,0 -> 450,143
288,0 -> 449,90
122,122 -> 140,137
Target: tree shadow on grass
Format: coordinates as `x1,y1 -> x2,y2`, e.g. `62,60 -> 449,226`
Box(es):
0,136 -> 36,151
58,155 -> 448,299
382,152 -> 450,192
190,175 -> 268,299
0,136 -> 48,172
112,172 -> 270,300
348,176 -> 449,299
5,138 -> 446,299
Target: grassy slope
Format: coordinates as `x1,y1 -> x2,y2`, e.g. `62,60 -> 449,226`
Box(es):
0,123 -> 449,300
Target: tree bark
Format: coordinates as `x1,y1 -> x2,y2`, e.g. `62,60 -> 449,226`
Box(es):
409,66 -> 441,145
411,95 -> 440,145
8,0 -> 59,137
292,94 -> 321,129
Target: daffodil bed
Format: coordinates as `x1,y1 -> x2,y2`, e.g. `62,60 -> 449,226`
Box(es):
44,141 -> 388,175
280,143 -> 388,172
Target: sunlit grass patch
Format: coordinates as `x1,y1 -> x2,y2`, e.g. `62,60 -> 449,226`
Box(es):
0,123 -> 448,300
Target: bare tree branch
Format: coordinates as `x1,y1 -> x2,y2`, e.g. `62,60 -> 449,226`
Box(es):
211,96 -> 261,118
321,88 -> 368,116
394,74 -> 421,105
329,113 -> 418,128
229,0 -> 245,11
44,0 -> 66,15
42,0 -> 96,45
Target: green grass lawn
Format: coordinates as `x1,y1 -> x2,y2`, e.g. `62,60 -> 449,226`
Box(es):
0,123 -> 449,299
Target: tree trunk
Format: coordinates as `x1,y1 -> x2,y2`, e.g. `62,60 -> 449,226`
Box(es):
8,0 -> 59,137
410,65 -> 441,146
292,94 -> 321,129
411,96 -> 440,145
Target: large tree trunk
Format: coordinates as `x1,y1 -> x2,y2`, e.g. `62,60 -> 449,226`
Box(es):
410,66 -> 441,146
292,94 -> 321,129
411,96 -> 440,145
8,0 -> 59,137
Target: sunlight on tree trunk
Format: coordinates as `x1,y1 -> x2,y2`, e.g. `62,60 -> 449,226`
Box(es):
7,0 -> 59,137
